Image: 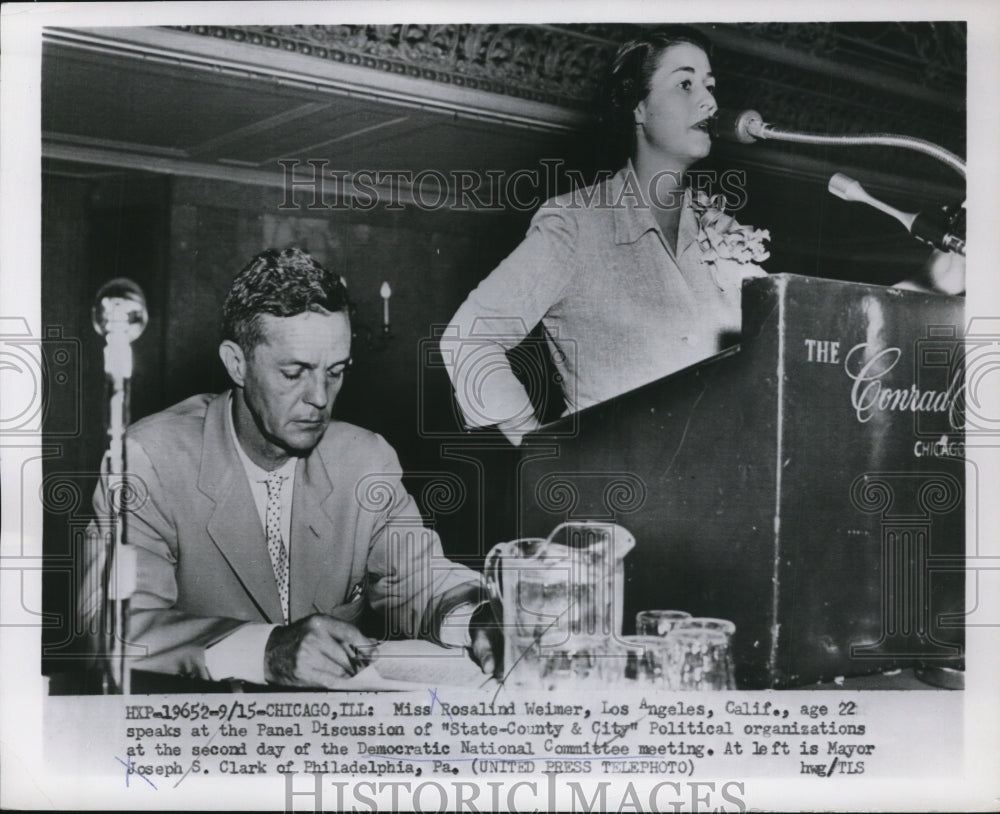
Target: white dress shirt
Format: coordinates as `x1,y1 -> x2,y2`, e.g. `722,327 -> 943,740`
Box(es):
204,395 -> 294,683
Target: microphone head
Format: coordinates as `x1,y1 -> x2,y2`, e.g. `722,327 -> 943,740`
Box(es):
827,173 -> 867,203
92,278 -> 148,342
828,172 -> 855,200
710,109 -> 764,144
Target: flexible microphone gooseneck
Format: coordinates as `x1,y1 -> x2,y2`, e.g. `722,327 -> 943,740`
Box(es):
711,108 -> 967,180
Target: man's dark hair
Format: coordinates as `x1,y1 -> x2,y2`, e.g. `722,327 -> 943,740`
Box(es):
605,26 -> 714,141
222,247 -> 350,352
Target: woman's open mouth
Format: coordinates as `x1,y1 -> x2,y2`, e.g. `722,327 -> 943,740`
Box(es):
693,118 -> 712,133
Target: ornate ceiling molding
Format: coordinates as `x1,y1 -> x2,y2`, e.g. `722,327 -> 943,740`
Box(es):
169,22 -> 966,189
171,24 -> 614,110
171,22 -> 965,111
46,26 -> 586,134
44,24 -> 964,203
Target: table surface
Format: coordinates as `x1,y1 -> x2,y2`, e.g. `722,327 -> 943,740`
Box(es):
48,664 -> 957,695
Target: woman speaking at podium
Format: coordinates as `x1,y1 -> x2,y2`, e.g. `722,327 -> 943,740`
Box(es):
442,27 -> 771,445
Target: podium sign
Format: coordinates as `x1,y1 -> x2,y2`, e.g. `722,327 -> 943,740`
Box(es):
519,274 -> 965,688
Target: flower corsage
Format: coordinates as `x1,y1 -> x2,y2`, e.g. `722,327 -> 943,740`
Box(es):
690,190 -> 771,267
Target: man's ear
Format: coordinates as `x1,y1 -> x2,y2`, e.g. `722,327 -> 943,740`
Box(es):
219,340 -> 247,387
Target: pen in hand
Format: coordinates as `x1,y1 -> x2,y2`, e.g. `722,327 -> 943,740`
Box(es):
350,642 -> 379,673
308,596 -> 376,676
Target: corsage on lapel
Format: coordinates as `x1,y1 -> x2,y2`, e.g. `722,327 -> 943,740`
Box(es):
690,190 -> 771,267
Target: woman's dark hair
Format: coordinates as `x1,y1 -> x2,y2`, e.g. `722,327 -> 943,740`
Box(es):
605,25 -> 714,137
222,247 -> 350,352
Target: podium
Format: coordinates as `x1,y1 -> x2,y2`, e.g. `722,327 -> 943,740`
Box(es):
517,274 -> 966,688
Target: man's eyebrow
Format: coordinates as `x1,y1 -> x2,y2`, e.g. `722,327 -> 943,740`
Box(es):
278,357 -> 351,369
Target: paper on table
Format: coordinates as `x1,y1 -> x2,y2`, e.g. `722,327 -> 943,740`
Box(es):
230,641 -> 494,692
368,639 -> 495,689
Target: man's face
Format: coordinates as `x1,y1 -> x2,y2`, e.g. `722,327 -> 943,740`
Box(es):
239,309 -> 352,457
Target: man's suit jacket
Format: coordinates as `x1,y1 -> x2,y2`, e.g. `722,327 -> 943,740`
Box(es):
80,392 -> 483,679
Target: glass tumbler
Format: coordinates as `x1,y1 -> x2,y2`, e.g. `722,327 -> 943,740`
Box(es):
518,636 -> 629,691
622,635 -> 671,687
664,628 -> 736,690
676,617 -> 736,641
636,609 -> 692,637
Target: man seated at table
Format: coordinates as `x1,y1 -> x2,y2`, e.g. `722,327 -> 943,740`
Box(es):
79,248 -> 497,687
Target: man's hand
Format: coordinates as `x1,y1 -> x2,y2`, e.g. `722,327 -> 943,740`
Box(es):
264,614 -> 376,687
469,602 -> 504,678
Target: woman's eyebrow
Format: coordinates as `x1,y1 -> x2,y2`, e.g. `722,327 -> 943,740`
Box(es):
668,66 -> 715,79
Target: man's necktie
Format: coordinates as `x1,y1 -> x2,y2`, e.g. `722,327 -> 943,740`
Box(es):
264,470 -> 289,624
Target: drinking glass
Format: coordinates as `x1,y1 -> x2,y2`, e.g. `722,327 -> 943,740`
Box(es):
664,628 -> 736,690
517,636 -> 628,691
635,609 -> 691,637
622,635 -> 671,687
676,617 -> 736,640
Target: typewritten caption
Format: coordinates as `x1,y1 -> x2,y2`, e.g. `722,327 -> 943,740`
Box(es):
40,688 -> 963,810
104,691 -> 944,782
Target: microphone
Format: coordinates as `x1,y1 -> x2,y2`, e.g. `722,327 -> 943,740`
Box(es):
710,108 -> 966,179
90,278 -> 149,695
710,109 -> 766,144
828,173 -> 966,256
91,278 -> 148,383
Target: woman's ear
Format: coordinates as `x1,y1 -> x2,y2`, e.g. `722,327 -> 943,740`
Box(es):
634,100 -> 647,127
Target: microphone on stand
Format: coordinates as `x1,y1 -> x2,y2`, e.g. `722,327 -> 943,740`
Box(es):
91,278 -> 148,695
711,108 -> 967,255
710,108 -> 966,179
92,278 -> 148,382
828,173 -> 966,256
